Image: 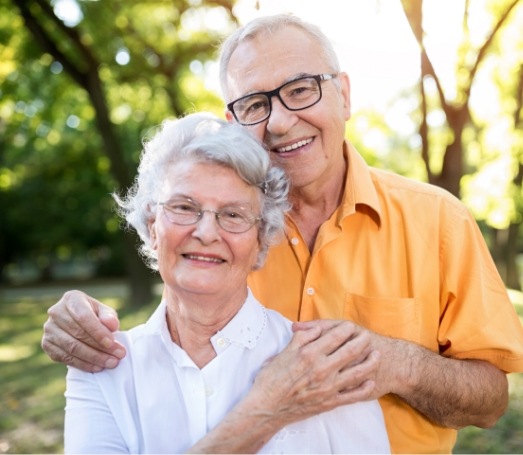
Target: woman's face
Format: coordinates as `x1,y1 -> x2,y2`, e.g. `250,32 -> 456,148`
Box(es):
149,160 -> 261,303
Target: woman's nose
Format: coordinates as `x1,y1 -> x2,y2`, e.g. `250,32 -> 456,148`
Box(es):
191,211 -> 221,243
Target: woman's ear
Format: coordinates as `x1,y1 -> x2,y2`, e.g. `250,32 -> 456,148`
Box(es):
149,218 -> 158,250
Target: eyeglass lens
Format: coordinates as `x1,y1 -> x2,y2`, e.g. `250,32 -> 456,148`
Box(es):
229,74 -> 336,126
161,199 -> 258,233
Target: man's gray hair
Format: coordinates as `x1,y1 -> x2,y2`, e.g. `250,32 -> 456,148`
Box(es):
218,13 -> 341,102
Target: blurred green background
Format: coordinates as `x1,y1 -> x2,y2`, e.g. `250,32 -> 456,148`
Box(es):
1,0 -> 523,452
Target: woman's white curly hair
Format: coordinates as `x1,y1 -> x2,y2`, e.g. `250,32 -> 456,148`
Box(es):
113,112 -> 290,271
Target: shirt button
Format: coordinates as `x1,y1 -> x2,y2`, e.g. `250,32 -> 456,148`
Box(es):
217,337 -> 227,347
205,387 -> 214,396
291,237 -> 299,246
306,287 -> 315,296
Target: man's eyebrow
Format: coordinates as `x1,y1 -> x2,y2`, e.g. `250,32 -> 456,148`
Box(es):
239,72 -> 313,97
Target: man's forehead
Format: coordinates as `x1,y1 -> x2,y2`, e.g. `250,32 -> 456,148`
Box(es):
226,32 -> 322,97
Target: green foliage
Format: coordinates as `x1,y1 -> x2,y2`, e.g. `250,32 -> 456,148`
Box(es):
461,5 -> 523,230
1,0 -> 233,284
347,101 -> 427,182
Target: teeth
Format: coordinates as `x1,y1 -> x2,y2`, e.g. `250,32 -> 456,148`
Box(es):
276,138 -> 313,153
185,254 -> 223,263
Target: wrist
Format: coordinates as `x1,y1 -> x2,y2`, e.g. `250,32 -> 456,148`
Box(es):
380,337 -> 423,398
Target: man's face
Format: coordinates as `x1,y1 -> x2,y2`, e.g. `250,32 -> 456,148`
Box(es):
225,26 -> 351,192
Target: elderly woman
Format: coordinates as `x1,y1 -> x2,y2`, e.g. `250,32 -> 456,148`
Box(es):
64,112 -> 390,454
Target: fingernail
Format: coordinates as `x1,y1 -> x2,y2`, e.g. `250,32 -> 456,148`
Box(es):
101,337 -> 113,349
114,348 -> 126,359
105,357 -> 118,368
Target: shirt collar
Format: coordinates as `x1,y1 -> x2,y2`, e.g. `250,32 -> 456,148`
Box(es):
339,140 -> 382,223
143,288 -> 267,355
212,289 -> 267,352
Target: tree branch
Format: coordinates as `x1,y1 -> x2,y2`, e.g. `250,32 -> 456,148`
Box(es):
464,0 -> 521,99
13,0 -> 107,93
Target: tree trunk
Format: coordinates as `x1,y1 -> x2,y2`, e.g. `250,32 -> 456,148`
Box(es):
14,0 -> 154,306
506,222 -> 522,290
431,116 -> 466,198
122,232 -> 155,308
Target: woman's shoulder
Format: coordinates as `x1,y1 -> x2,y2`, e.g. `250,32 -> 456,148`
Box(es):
263,307 -> 293,344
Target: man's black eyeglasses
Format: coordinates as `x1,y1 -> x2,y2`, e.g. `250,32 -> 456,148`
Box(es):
227,74 -> 338,126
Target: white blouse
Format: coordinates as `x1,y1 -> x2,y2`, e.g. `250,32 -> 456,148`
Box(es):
64,290 -> 390,454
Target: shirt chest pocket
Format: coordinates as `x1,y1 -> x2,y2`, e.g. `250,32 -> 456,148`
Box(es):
344,293 -> 421,343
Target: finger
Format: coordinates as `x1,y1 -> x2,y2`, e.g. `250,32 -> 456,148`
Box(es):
337,350 -> 381,397
98,305 -> 120,332
327,325 -> 374,369
300,321 -> 363,361
46,307 -> 113,355
292,319 -> 342,334
274,322 -> 361,388
288,327 -> 375,401
305,351 -> 382,410
286,324 -> 323,349
42,326 -> 124,371
44,308 -> 126,360
335,379 -> 377,406
60,291 -> 122,353
44,340 -> 117,372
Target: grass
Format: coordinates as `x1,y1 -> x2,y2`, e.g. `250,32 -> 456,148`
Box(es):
0,282 -> 522,453
0,281 -> 159,454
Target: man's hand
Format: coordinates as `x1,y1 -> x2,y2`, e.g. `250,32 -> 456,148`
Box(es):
253,320 -> 384,421
294,320 -> 508,430
215,315 -> 507,435
41,290 -> 126,372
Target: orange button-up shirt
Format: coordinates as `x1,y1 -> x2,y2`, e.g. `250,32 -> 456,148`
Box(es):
248,142 -> 523,454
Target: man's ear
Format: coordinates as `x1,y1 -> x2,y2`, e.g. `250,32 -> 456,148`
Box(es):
339,71 -> 352,121
225,110 -> 235,123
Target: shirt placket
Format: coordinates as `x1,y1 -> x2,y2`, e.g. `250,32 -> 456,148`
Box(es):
285,223 -> 317,321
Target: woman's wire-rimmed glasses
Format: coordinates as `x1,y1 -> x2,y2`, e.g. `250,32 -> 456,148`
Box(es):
159,198 -> 261,233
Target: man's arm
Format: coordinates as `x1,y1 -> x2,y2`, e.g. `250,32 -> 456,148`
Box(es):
189,320 -> 508,453
375,335 -> 508,429
287,322 -> 507,429
41,290 -> 126,372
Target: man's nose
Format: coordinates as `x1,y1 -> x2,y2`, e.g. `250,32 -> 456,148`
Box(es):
266,96 -> 297,134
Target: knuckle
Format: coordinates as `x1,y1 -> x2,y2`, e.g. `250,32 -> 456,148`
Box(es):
298,346 -> 319,368
61,352 -> 76,365
40,338 -> 53,357
47,304 -> 58,318
65,338 -> 82,357
42,318 -> 51,334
